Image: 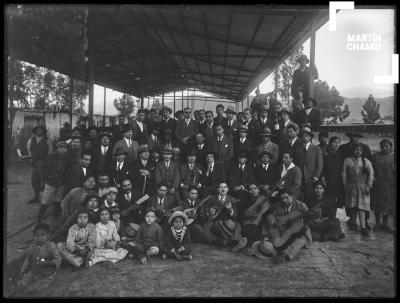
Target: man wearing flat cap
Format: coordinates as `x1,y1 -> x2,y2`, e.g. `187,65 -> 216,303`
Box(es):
112,124 -> 139,164
290,54 -> 319,99
26,124 -> 53,204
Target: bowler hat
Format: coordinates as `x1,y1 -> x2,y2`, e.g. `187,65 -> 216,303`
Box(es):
162,145 -> 173,154
305,97 -> 317,107
296,54 -> 310,64
259,127 -> 273,137
32,124 -> 47,134
114,147 -> 128,156
137,109 -> 146,115
138,144 -> 150,154
168,211 -> 189,225
345,132 -> 364,139
300,127 -> 314,137
55,141 -> 68,149
252,241 -> 277,259
122,124 -> 134,133
224,106 -> 236,114
162,107 -> 172,114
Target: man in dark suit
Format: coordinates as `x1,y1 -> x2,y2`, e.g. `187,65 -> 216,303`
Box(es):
243,108 -> 258,142
197,109 -> 207,130
297,98 -> 322,129
160,128 -> 179,149
147,182 -> 180,231
178,149 -> 204,197
208,123 -> 234,169
92,131 -> 113,175
191,132 -> 209,168
132,109 -> 148,145
279,124 -> 303,160
201,151 -> 226,197
131,144 -> 156,196
160,107 -> 178,136
224,106 -> 240,139
255,104 -> 275,144
154,145 -> 181,201
201,111 -> 216,143
293,127 -> 323,204
64,150 -> 94,194
274,152 -> 303,200
290,54 -> 319,99
147,122 -> 162,152
233,124 -> 255,165
254,151 -> 278,196
112,124 -> 139,164
108,147 -> 132,189
214,104 -> 228,126
175,107 -> 199,146
111,114 -> 128,143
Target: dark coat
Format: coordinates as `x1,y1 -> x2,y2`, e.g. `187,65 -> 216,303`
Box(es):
164,225 -> 191,252
112,138 -> 139,164
224,119 -> 240,139
131,158 -> 156,195
132,120 -> 148,145
243,119 -> 258,142
154,160 -> 181,190
65,164 -> 94,193
108,161 -> 132,187
147,135 -> 162,152
175,119 -> 199,143
279,136 -> 303,159
297,108 -> 322,129
92,145 -> 113,175
276,164 -> 302,199
41,153 -> 68,188
208,135 -> 234,169
201,161 -> 226,190
322,150 -> 345,206
117,189 -> 146,225
201,122 -> 216,143
254,163 -> 278,188
233,137 -> 255,164
147,194 -> 178,215
227,163 -> 256,190
160,118 -> 178,136
294,143 -> 324,184
191,142 -> 209,168
111,124 -> 128,143
179,162 -> 204,188
290,66 -> 318,99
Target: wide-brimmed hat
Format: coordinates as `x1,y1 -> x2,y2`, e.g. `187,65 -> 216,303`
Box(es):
238,125 -> 248,133
137,108 -> 146,115
122,124 -> 134,133
305,97 -> 317,106
252,241 -> 277,259
55,141 -> 68,149
300,127 -> 314,137
296,54 -> 310,64
162,107 -> 172,114
138,144 -> 150,154
32,124 -> 47,134
105,187 -> 118,195
168,211 -> 189,225
224,106 -> 236,114
99,131 -> 113,140
259,127 -> 273,137
162,145 -> 173,154
114,147 -> 128,156
345,132 -> 364,139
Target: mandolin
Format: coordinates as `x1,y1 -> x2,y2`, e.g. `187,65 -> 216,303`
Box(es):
206,197 -> 240,221
182,195 -> 213,225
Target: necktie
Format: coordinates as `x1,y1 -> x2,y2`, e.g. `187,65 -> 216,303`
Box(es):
240,164 -> 244,171
126,193 -> 131,201
207,166 -> 212,176
128,139 -> 132,148
189,164 -> 194,170
159,198 -> 163,205
290,139 -> 293,147
264,164 -> 268,171
165,161 -> 169,169
118,163 -> 121,171
240,138 -> 244,144
229,121 -> 232,127
285,206 -> 289,214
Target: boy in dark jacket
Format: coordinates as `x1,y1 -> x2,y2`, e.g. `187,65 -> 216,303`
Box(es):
163,211 -> 192,261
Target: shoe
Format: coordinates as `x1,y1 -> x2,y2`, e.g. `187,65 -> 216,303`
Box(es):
139,256 -> 148,265
365,221 -> 372,231
171,250 -> 183,261
86,260 -> 93,268
232,237 -> 247,253
348,222 -> 358,231
273,253 -> 288,264
360,228 -> 370,237
27,197 -> 39,204
337,233 -> 346,241
182,254 -> 192,261
162,253 -> 167,260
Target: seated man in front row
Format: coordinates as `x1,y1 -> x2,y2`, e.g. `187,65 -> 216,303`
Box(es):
256,188 -> 312,264
203,182 -> 247,253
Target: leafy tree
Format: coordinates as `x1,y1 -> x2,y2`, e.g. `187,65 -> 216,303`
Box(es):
113,94 -> 136,118
361,94 -> 380,124
313,80 -> 350,124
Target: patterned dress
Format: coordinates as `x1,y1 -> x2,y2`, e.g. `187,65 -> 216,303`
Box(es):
341,157 -> 374,211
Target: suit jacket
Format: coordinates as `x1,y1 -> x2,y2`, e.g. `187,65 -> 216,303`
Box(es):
243,118 -> 258,142
92,144 -> 113,174
201,122 -> 216,143
175,119 -> 199,143
179,162 -> 204,188
131,158 -> 156,195
279,136 -> 303,160
133,120 -> 148,145
65,164 -> 94,193
117,190 -> 145,225
298,108 -> 321,129
202,161 -> 226,189
208,135 -> 234,168
255,116 -> 275,135
254,141 -> 280,165
108,161 -> 132,187
111,124 -> 128,143
205,194 -> 238,221
190,143 -> 208,168
294,143 -> 323,184
254,163 -> 278,188
112,138 -> 139,164
147,194 -> 178,213
154,160 -> 181,190
224,119 -> 240,138
147,135 -> 162,152
276,164 -> 302,199
161,118 -> 178,136
233,137 -> 255,164
214,116 -> 228,126
227,163 -> 255,190
290,65 -> 318,99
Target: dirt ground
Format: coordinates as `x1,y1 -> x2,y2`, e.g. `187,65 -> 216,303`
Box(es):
4,140 -> 395,297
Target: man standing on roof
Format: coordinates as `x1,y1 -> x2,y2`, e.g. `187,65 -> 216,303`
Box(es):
290,54 -> 318,100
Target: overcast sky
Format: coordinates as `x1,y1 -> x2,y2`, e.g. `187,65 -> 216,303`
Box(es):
92,8 -> 395,115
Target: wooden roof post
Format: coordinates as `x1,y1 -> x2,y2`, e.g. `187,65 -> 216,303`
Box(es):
141,91 -> 144,109
181,90 -> 184,110
88,8 -> 94,127
309,16 -> 316,98
173,90 -> 176,115
103,86 -> 106,126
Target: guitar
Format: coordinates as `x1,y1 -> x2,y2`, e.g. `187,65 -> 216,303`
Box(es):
182,195 -> 213,225
124,194 -> 150,214
273,209 -> 305,234
242,196 -> 271,226
206,197 -> 240,221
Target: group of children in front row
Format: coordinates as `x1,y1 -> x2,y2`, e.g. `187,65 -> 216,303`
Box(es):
16,202 -> 191,295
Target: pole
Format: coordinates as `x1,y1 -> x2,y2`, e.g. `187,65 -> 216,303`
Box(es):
173,91 -> 176,115
191,89 -> 195,111
88,9 -> 94,127
309,17 -> 316,99
181,90 -> 184,110
141,91 -> 144,109
69,77 -> 74,127
103,86 -> 106,126
147,97 -> 149,108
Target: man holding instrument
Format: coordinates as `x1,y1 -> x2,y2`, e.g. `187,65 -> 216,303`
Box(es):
262,188 -> 312,264
178,149 -> 204,198
131,144 -> 155,196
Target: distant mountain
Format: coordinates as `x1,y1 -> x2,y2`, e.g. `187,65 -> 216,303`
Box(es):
341,96 -> 394,123
340,87 -> 394,98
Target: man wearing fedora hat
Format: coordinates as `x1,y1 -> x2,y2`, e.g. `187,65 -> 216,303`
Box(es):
294,127 -> 323,204
290,54 -> 319,100
297,97 -> 321,129
108,147 -> 132,189
131,144 -> 156,196
255,127 -> 279,165
147,123 -> 163,152
233,124 -> 255,165
26,124 -> 53,204
227,152 -> 255,203
112,124 -> 139,164
224,106 -> 239,138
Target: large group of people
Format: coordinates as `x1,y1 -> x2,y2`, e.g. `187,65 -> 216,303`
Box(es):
16,97 -> 394,295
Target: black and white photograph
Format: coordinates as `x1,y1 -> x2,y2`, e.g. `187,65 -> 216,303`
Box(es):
4,3 -> 396,298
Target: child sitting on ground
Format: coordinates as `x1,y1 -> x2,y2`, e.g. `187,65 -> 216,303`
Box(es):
125,207 -> 164,264
110,207 -> 136,247
16,223 -> 62,295
57,209 -> 96,269
163,211 -> 192,261
87,207 -> 128,268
